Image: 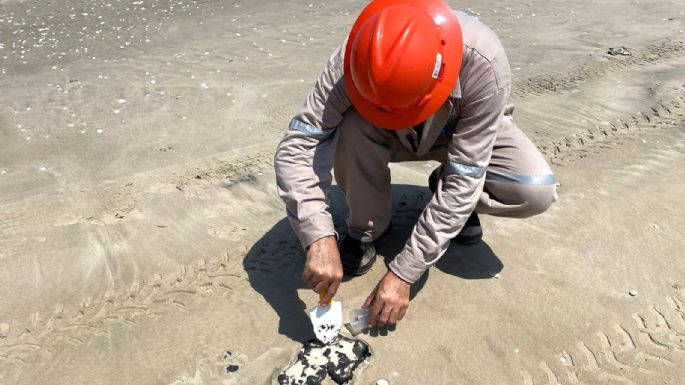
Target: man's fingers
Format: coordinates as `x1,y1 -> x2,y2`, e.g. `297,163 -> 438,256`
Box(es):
322,279 -> 339,305
362,288 -> 377,309
308,276 -> 323,290
398,305 -> 408,321
313,279 -> 329,294
368,299 -> 383,327
377,304 -> 393,327
301,270 -> 313,284
387,307 -> 400,326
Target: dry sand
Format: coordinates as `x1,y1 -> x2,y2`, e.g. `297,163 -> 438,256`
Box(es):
1,0 -> 684,384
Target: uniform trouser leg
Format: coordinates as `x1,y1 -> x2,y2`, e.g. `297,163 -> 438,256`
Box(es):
476,115 -> 557,218
334,109 -> 557,242
334,109 -> 397,243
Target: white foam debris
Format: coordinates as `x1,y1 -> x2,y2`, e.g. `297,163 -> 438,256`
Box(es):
39,166 -> 46,171
279,337 -> 371,384
1,170 -> 7,175
117,98 -> 126,104
629,290 -> 638,297
113,109 -> 121,114
96,129 -> 104,134
376,379 -> 390,385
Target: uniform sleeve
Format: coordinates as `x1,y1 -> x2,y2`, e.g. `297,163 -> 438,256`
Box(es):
389,54 -> 510,283
274,43 -> 352,249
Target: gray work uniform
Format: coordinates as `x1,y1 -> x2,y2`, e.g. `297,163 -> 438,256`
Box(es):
275,12 -> 557,284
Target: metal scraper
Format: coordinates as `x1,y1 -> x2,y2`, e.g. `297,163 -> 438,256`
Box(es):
309,290 -> 342,345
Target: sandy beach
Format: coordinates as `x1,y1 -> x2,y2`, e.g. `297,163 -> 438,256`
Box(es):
1,0 -> 684,384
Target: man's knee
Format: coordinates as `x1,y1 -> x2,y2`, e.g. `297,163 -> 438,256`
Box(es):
518,183 -> 557,217
480,180 -> 558,218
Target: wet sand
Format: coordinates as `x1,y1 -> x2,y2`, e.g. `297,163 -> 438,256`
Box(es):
1,0 -> 684,384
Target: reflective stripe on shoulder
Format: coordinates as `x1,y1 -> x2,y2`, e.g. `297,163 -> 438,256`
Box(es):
486,171 -> 556,185
289,118 -> 334,140
446,162 -> 487,178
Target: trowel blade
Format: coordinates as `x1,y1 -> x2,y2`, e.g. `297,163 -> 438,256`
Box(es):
309,301 -> 342,345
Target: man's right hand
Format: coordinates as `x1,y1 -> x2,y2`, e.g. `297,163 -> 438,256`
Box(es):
301,235 -> 343,305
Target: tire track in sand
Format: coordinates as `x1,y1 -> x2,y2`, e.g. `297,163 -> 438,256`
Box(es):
512,38 -> 685,98
520,294 -> 685,385
539,84 -> 685,164
0,225 -> 306,379
0,253 -> 247,378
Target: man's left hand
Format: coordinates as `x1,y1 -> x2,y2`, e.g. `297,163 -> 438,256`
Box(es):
363,270 -> 410,327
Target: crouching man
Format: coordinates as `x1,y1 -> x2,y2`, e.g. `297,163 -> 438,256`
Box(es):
275,0 -> 557,327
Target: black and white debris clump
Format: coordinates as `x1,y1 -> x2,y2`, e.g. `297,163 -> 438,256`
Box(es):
278,336 -> 372,385
607,46 -> 632,56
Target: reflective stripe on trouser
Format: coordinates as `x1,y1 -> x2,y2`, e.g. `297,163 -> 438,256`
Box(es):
333,109 -> 557,242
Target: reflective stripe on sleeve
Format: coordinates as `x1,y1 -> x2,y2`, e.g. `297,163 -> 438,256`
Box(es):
446,161 -> 487,178
289,118 -> 334,140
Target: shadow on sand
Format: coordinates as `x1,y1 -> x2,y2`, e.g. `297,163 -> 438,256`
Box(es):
243,184 -> 503,343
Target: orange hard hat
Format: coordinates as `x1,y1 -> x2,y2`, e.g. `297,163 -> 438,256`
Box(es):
344,0 -> 462,130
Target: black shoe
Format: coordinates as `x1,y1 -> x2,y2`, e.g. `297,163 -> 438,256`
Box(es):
429,166 -> 483,245
454,212 -> 483,245
340,226 -> 391,277
340,236 -> 377,277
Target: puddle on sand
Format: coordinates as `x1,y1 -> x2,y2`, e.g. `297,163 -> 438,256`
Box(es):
278,336 -> 371,385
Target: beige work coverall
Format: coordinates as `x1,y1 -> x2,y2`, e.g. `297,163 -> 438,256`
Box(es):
275,12 -> 557,284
